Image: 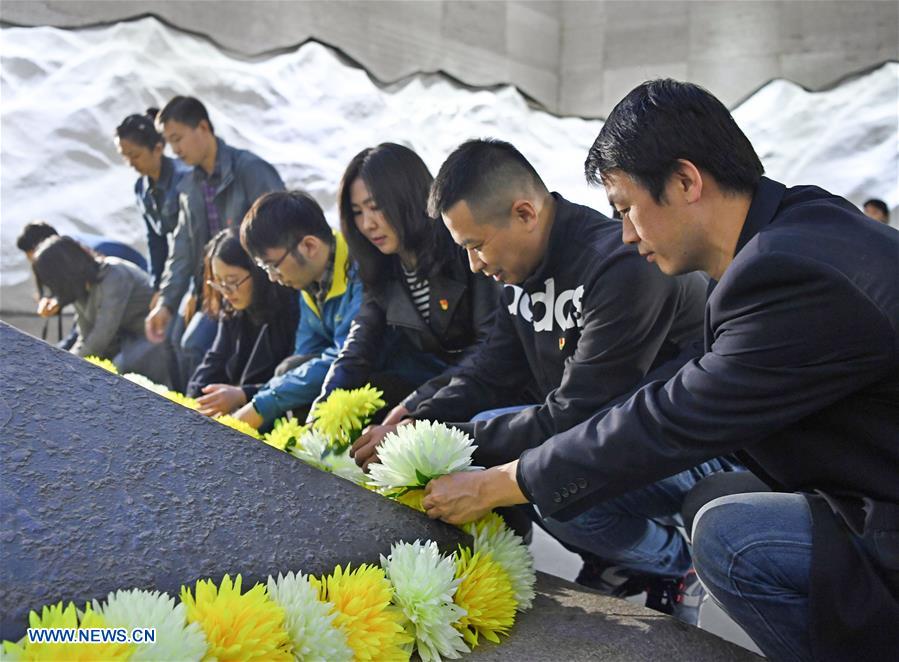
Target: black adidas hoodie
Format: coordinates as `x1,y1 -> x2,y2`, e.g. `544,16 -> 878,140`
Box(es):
407,193 -> 708,466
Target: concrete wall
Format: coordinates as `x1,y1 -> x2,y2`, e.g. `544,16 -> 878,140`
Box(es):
2,0 -> 897,115
559,0 -> 899,116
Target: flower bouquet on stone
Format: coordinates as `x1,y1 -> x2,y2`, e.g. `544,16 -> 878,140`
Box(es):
310,385 -> 385,454
465,512 -> 536,611
366,420 -> 478,509
262,416 -> 308,452
289,428 -> 367,485
381,540 -> 469,661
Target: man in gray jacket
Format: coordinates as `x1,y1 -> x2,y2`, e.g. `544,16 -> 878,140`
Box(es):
144,96 -> 285,386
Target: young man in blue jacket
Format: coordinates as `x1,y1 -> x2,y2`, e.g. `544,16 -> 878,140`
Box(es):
422,80 -> 899,660
233,191 -> 363,430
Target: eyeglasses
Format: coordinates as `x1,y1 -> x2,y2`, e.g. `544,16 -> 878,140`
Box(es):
254,244 -> 297,278
206,272 -> 252,295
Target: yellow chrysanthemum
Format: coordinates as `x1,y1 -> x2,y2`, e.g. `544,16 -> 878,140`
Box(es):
263,417 -> 307,451
214,414 -> 262,439
310,564 -> 411,661
84,355 -> 118,374
453,548 -> 516,648
311,385 -> 385,453
162,389 -> 200,410
466,512 -> 536,610
1,601 -> 133,660
394,489 -> 426,513
180,574 -> 292,661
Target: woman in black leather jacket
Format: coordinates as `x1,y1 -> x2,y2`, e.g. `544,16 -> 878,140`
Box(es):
318,143 -> 500,422
186,228 -> 299,416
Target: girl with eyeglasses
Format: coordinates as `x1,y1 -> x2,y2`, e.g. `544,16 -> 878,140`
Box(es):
186,229 -> 299,416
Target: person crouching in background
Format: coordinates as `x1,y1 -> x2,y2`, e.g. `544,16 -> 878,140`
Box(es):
32,236 -> 172,386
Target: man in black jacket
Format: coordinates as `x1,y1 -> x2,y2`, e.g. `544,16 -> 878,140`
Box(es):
422,81 -> 899,660
353,139 -> 726,620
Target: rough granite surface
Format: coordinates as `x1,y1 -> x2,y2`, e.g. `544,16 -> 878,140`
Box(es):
0,322 -> 467,639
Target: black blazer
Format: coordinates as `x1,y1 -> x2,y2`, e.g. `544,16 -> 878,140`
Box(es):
321,246 -> 500,409
517,178 -> 899,660
186,296 -> 299,400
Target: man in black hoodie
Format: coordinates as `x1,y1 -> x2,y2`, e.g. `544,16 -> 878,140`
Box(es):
353,139 -> 730,621
422,83 -> 899,660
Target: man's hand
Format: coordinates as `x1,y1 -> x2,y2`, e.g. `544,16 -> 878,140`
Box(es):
36,297 -> 60,318
145,303 -> 172,343
149,290 -> 161,312
350,424 -> 397,470
381,403 -> 409,426
422,461 -> 528,525
233,402 -> 264,429
351,419 -> 414,470
197,384 -> 247,417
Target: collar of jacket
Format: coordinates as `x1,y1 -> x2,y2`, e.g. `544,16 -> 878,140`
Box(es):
520,191 -> 570,290
301,230 -> 350,317
190,137 -> 236,195
156,155 -> 175,190
380,254 -> 468,338
734,176 -> 786,256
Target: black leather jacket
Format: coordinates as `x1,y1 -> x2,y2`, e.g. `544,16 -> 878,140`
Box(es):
320,246 -> 500,410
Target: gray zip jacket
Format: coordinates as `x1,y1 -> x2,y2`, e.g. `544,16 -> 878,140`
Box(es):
159,138 -> 285,312
72,257 -> 155,358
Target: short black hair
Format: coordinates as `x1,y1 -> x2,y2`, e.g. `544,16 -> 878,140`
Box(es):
116,108 -> 163,150
586,79 -> 764,202
863,198 -> 889,218
156,96 -> 214,134
32,236 -> 100,306
240,191 -> 331,258
428,138 -> 547,223
17,221 -> 59,253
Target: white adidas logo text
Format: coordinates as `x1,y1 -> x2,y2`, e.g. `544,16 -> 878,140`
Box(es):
506,278 -> 585,332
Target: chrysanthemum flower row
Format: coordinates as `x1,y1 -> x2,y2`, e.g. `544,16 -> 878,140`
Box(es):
3,522 -> 530,661
16,359 -> 536,661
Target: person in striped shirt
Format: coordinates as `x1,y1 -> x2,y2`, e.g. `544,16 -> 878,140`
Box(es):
315,142 -> 500,420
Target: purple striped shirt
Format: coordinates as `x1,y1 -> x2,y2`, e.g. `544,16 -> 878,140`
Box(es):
202,179 -> 222,235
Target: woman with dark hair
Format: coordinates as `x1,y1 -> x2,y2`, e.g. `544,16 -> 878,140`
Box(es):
319,142 -> 500,421
115,108 -> 191,292
31,236 -> 172,385
186,228 -> 299,417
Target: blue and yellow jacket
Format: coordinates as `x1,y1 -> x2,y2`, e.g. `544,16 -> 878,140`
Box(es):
250,231 -> 362,425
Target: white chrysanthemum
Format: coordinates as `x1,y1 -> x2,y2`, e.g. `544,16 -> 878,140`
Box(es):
122,372 -> 169,396
367,421 -> 476,491
92,588 -> 208,661
290,430 -> 367,485
381,540 -> 468,661
267,572 -> 352,662
466,513 -> 536,610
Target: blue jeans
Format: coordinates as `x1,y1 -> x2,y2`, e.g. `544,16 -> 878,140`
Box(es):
692,492 -> 813,662
540,458 -> 737,578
